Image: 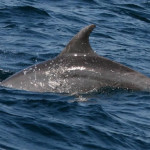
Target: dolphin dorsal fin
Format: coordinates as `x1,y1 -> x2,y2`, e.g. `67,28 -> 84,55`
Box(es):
59,24 -> 96,56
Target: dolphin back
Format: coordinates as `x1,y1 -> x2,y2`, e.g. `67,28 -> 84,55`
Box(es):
0,24 -> 150,94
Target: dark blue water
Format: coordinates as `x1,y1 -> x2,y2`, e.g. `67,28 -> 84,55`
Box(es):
0,0 -> 150,149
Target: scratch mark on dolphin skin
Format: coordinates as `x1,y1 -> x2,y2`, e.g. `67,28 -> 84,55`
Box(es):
67,66 -> 86,71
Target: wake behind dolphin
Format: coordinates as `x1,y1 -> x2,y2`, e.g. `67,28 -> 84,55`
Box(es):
0,24 -> 150,94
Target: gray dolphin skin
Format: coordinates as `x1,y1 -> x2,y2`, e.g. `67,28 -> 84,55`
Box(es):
0,24 -> 150,94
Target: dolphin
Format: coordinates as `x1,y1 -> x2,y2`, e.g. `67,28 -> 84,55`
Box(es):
0,24 -> 150,94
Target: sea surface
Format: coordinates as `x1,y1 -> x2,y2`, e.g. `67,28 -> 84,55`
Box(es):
0,0 -> 150,150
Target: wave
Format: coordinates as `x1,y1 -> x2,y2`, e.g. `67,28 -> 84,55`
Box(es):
15,6 -> 50,17
110,5 -> 150,23
0,5 -> 50,18
0,69 -> 13,81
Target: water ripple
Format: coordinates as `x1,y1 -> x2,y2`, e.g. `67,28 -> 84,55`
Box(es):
0,0 -> 150,150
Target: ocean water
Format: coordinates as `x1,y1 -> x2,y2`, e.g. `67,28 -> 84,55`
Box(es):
0,0 -> 150,149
